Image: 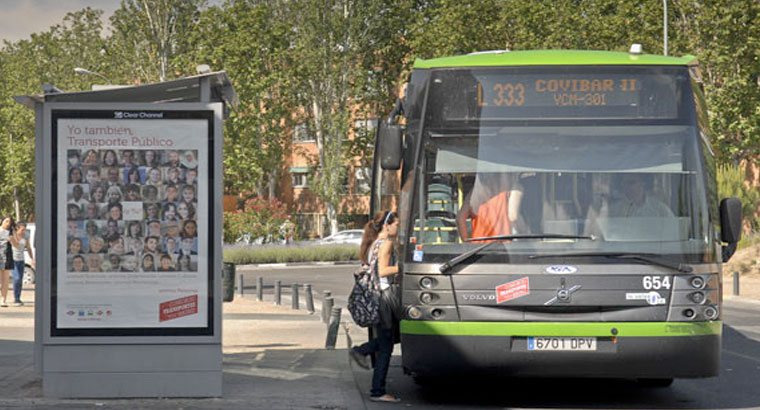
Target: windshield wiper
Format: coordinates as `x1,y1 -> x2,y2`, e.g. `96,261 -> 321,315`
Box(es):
529,252 -> 693,273
438,234 -> 596,274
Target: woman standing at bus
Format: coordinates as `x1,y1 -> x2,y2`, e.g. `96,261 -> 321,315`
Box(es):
0,217 -> 16,307
349,211 -> 401,403
11,223 -> 33,306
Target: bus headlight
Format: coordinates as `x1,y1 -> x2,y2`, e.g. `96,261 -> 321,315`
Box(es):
690,276 -> 705,289
682,308 -> 695,319
419,292 -> 434,304
420,277 -> 434,289
689,291 -> 706,304
704,305 -> 719,320
407,306 -> 422,320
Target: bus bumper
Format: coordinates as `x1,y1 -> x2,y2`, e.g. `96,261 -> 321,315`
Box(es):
400,320 -> 721,378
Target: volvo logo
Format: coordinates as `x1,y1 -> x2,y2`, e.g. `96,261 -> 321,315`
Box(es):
462,293 -> 496,301
544,278 -> 582,306
545,265 -> 578,274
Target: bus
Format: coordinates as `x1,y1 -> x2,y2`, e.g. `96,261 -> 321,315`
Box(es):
372,47 -> 742,386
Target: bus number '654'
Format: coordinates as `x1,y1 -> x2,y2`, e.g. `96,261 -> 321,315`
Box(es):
642,276 -> 671,290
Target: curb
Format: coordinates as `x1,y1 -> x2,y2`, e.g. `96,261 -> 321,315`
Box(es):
724,295 -> 760,306
236,260 -> 360,269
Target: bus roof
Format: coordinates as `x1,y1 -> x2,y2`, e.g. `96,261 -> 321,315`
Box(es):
413,49 -> 697,69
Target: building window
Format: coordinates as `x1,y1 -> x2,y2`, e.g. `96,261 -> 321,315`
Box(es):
293,123 -> 315,142
354,167 -> 371,195
292,172 -> 308,188
341,172 -> 350,194
353,118 -> 378,132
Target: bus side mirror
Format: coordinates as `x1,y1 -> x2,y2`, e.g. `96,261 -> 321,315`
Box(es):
379,122 -> 402,170
720,197 -> 742,262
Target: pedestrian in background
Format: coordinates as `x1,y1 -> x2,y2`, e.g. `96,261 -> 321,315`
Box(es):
0,217 -> 16,307
349,211 -> 401,403
11,222 -> 34,306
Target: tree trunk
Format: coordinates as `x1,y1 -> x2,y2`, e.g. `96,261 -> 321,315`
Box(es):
13,188 -> 20,222
326,202 -> 338,235
268,171 -> 277,198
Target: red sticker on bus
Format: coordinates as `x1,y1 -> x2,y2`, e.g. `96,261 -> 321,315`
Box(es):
495,277 -> 530,304
159,295 -> 198,322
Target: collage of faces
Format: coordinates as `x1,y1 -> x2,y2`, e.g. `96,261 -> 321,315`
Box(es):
66,149 -> 200,273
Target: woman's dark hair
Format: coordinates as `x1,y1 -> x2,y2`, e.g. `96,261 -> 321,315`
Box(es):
103,150 -> 118,167
127,166 -> 141,183
359,211 -> 397,264
127,221 -> 142,237
68,167 -> 83,182
182,219 -> 197,237
1,216 -> 16,233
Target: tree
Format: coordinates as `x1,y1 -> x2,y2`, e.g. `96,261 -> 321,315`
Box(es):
108,0 -> 206,83
180,0 -> 299,197
288,0 -> 414,234
671,0 -> 760,163
0,8 -> 108,220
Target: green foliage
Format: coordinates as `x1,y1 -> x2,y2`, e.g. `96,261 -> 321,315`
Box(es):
717,164 -> 760,230
223,244 -> 359,264
182,0 -> 299,196
4,0 -> 760,225
108,0 -> 206,82
737,233 -> 760,251
223,197 -> 294,244
0,7 -> 108,219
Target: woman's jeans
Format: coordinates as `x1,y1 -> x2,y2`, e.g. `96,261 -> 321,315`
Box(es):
11,261 -> 24,302
354,327 -> 394,396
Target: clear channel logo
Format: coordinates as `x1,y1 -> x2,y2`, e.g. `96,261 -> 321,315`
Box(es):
114,111 -> 164,119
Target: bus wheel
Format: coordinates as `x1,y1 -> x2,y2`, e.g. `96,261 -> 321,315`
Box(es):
413,376 -> 435,386
23,265 -> 35,285
637,378 -> 674,388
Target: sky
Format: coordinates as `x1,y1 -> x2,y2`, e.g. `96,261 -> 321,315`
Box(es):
0,0 -> 121,43
1,0 -> 225,43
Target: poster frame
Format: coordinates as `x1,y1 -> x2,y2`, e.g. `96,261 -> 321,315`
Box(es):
42,102 -> 222,344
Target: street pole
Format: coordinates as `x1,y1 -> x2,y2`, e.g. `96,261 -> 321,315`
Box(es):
663,0 -> 668,56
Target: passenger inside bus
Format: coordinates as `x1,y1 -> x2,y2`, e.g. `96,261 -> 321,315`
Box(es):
456,173 -> 523,240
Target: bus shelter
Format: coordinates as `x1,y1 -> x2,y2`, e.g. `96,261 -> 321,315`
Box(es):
14,72 -> 238,398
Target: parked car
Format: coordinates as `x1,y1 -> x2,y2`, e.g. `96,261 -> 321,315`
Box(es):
23,222 -> 36,284
317,229 -> 363,245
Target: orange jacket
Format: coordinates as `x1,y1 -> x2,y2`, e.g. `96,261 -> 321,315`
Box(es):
470,191 -> 510,240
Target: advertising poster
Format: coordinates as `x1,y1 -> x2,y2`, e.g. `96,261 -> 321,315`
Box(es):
52,110 -> 213,336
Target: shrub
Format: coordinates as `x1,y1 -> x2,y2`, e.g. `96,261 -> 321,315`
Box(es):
717,164 -> 760,231
223,197 -> 294,244
223,243 -> 360,264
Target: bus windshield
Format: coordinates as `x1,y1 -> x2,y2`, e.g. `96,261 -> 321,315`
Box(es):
408,67 -> 712,264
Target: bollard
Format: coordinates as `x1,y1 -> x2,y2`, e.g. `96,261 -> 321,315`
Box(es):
734,271 -> 740,296
222,262 -> 235,302
236,272 -> 245,297
291,284 -> 299,309
325,307 -> 342,349
274,280 -> 282,305
323,297 -> 334,324
305,284 -> 315,314
257,276 -> 264,301
322,290 -> 332,323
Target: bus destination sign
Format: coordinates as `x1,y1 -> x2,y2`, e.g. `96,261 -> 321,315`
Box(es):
476,76 -> 641,108
427,70 -> 683,121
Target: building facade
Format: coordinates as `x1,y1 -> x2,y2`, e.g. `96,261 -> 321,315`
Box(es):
278,119 -> 377,239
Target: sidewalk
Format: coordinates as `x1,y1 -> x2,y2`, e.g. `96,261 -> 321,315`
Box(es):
0,291 -> 369,409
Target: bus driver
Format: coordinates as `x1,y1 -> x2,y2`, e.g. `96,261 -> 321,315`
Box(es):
456,173 -> 523,241
610,174 -> 673,218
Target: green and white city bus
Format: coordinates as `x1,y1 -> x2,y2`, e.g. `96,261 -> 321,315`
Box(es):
372,47 -> 742,386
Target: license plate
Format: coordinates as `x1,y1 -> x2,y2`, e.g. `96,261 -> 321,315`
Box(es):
527,337 -> 597,351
